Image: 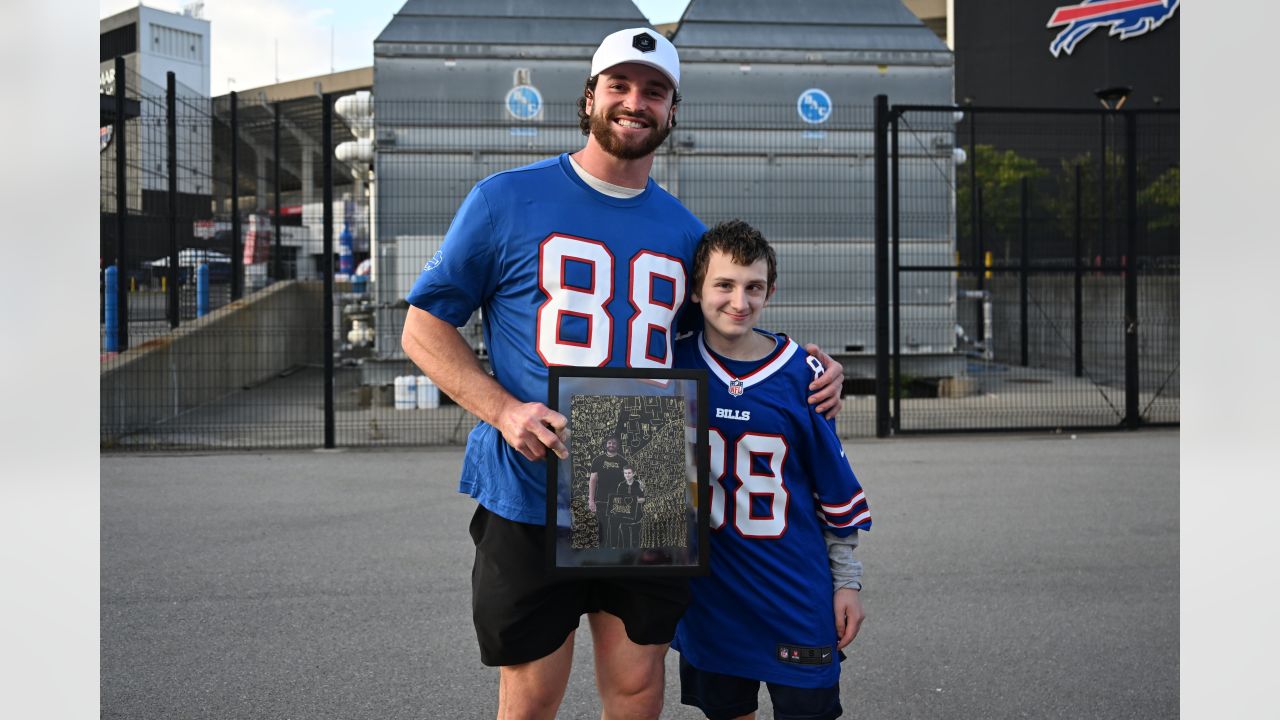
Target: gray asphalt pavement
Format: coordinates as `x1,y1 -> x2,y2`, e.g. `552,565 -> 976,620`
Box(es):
102,430 -> 1178,719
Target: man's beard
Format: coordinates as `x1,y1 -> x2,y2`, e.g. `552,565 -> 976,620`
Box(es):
590,107 -> 671,160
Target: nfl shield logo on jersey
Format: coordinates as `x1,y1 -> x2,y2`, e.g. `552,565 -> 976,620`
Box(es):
729,379 -> 744,397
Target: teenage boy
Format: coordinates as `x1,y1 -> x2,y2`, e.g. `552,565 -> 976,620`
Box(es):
672,220 -> 873,720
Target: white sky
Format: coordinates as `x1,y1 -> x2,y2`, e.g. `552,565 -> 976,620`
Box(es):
99,0 -> 693,96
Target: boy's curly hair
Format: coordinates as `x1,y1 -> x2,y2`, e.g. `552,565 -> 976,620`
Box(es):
692,219 -> 777,294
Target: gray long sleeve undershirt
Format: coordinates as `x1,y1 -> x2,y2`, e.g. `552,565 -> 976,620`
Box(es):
825,530 -> 863,592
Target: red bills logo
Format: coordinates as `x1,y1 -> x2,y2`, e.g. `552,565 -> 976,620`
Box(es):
1047,0 -> 1180,57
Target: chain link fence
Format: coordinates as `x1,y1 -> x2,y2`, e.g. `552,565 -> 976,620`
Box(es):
100,80 -> 1178,448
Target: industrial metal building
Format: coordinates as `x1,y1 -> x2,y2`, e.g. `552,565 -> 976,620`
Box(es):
100,3 -> 212,204
369,0 -> 956,373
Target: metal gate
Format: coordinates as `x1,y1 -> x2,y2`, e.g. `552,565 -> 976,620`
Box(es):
874,97 -> 1179,435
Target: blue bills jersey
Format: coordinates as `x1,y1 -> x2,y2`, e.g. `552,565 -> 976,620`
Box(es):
672,331 -> 872,688
405,154 -> 706,524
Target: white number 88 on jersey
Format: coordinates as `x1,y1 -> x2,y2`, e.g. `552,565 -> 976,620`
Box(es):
536,234 -> 686,368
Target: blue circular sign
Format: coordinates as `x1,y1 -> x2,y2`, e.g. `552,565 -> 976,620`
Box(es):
796,88 -> 833,124
506,85 -> 543,120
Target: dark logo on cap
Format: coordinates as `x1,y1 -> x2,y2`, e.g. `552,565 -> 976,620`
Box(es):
632,32 -> 657,53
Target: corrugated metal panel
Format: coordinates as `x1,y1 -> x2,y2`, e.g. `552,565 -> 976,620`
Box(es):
376,17 -> 648,49
675,63 -> 951,108
149,23 -> 202,62
682,0 -> 920,26
376,0 -> 647,48
675,24 -> 947,53
675,0 -> 948,54
393,0 -> 647,20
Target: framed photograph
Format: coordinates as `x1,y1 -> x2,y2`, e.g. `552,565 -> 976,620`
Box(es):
546,367 -> 709,577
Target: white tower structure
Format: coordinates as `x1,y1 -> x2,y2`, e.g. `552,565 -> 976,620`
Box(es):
100,3 -> 212,200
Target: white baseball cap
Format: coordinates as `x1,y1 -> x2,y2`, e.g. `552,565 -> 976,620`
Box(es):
590,27 -> 680,90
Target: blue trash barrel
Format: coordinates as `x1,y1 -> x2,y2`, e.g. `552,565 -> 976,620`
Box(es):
104,265 -> 119,352
196,263 -> 210,317
339,225 -> 354,275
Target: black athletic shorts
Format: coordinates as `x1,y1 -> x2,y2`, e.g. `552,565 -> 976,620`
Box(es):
468,504 -> 691,667
680,655 -> 843,720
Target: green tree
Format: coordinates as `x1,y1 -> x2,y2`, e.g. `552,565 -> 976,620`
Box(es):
1139,166 -> 1179,232
1044,149 -> 1127,260
957,145 -> 1047,263
1046,153 -> 1179,255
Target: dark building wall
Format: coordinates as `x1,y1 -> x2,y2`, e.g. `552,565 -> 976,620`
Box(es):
101,23 -> 137,62
955,0 -> 1179,109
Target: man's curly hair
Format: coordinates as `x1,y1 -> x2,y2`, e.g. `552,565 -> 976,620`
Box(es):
577,74 -> 682,136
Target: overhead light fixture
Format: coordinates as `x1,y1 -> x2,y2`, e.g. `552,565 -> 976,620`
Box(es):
1093,85 -> 1132,110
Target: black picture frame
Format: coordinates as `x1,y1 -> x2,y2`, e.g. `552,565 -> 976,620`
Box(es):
546,367 -> 709,577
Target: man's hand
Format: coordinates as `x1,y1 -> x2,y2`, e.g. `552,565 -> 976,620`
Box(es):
834,587 -> 864,650
497,400 -> 568,462
805,343 -> 845,419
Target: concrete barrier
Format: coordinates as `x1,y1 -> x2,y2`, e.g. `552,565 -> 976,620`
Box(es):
100,280 -> 324,442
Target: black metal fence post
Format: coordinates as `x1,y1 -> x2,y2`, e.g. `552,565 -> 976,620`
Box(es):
273,103 -> 282,282
166,72 -> 179,328
114,56 -> 129,351
1020,176 -> 1029,367
1124,111 -> 1140,428
890,111 -> 902,432
969,108 -> 983,351
968,108 -> 978,267
976,185 -> 986,345
322,93 -> 336,449
1099,114 -> 1108,265
1074,163 -> 1084,378
230,91 -> 242,300
873,95 -> 891,438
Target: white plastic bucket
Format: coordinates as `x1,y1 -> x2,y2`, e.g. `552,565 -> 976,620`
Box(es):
394,376 -> 416,410
416,375 -> 440,409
